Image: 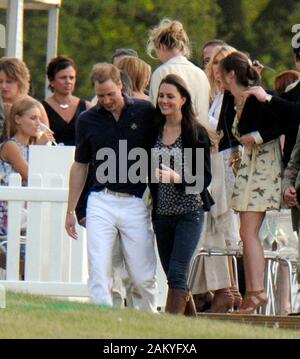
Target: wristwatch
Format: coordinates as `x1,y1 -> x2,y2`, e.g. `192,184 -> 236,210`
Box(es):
264,94 -> 272,103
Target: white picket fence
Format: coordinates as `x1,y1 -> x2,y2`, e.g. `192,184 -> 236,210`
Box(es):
0,145 -> 90,297
0,172 -> 89,297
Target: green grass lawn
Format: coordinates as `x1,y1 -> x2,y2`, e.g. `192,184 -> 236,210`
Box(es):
0,291 -> 300,339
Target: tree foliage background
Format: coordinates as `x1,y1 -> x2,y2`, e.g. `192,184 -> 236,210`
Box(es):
0,0 -> 300,100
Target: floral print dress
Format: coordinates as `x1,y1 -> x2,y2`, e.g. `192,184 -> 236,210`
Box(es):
231,114 -> 282,212
0,137 -> 28,235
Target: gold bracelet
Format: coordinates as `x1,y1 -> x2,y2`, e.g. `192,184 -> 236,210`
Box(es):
67,210 -> 75,215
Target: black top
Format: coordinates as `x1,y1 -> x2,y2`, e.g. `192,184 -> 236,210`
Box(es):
268,95 -> 300,123
280,81 -> 300,167
42,99 -> 87,145
75,95 -> 155,198
237,95 -> 283,142
154,135 -> 202,215
217,88 -> 300,160
148,119 -> 213,213
217,91 -> 240,152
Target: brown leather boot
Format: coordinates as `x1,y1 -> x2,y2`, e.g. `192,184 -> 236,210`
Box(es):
184,292 -> 197,317
193,291 -> 214,312
208,288 -> 234,313
165,288 -> 190,315
230,286 -> 243,310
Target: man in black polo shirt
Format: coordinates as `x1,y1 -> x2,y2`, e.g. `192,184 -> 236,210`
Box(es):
65,63 -> 157,312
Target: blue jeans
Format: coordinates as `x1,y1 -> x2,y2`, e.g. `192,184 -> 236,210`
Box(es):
153,209 -> 204,291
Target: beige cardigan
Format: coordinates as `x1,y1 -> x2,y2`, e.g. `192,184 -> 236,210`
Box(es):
149,55 -> 210,127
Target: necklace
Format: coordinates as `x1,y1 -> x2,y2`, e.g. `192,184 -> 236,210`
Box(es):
53,96 -> 70,109
59,103 -> 69,109
235,95 -> 246,119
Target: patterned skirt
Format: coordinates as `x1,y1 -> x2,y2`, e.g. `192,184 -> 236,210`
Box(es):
232,139 -> 282,212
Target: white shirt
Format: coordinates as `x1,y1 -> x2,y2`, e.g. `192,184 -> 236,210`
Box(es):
208,91 -> 224,130
150,55 -> 210,127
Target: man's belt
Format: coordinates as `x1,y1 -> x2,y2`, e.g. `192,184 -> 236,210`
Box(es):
103,188 -> 133,197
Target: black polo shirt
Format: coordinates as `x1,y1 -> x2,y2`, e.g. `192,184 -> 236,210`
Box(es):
75,95 -> 155,197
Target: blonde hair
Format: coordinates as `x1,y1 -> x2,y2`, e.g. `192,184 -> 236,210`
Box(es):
0,57 -> 30,96
7,97 -> 40,139
147,18 -> 190,59
116,56 -> 151,93
205,45 -> 237,101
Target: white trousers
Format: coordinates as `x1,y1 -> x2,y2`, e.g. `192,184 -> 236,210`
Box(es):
86,191 -> 157,312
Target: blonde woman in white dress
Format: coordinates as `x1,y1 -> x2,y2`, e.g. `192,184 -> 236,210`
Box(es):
191,45 -> 242,313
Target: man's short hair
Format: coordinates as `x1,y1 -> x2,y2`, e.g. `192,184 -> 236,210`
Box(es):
90,63 -> 121,86
202,39 -> 225,50
112,48 -> 138,62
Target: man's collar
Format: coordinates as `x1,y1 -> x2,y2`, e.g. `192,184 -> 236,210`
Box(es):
285,78 -> 300,93
123,93 -> 134,106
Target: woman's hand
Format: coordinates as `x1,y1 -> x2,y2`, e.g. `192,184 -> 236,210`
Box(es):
252,60 -> 264,75
243,86 -> 267,103
155,164 -> 181,183
240,134 -> 255,148
36,131 -> 56,145
211,129 -> 223,153
229,150 -> 241,167
229,150 -> 242,176
284,186 -> 298,208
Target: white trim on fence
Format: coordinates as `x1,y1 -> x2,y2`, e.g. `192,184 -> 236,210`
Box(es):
0,172 -> 88,296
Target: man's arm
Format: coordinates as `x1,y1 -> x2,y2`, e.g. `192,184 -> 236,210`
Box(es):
65,161 -> 89,239
243,86 -> 268,102
283,128 -> 300,191
283,129 -> 300,207
244,86 -> 300,125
